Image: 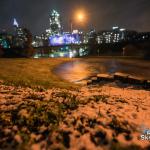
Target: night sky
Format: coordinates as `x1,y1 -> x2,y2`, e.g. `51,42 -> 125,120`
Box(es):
0,0 -> 150,35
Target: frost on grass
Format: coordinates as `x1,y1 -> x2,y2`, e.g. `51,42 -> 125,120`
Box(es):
0,83 -> 150,150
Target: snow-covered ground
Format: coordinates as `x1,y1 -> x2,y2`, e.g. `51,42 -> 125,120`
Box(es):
0,82 -> 150,150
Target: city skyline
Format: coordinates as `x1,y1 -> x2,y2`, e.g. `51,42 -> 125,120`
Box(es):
0,0 -> 150,35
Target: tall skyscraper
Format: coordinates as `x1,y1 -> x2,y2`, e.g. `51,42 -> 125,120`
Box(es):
12,18 -> 28,48
13,18 -> 19,28
46,10 -> 62,37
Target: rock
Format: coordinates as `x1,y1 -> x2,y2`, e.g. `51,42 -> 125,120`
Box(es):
86,80 -> 92,85
91,77 -> 98,84
127,75 -> 145,85
145,80 -> 150,89
97,74 -> 114,82
114,72 -> 129,83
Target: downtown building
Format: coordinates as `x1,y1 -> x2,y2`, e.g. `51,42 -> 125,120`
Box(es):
46,10 -> 62,37
97,27 -> 138,44
0,18 -> 31,49
32,10 -> 89,47
13,18 -> 30,48
97,27 -> 129,44
33,10 -> 62,47
97,26 -> 150,44
32,33 -> 48,47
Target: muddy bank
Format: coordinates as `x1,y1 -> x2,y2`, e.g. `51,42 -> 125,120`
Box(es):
55,58 -> 150,83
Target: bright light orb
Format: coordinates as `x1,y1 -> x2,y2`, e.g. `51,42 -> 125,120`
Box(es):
76,11 -> 86,22
77,13 -> 84,21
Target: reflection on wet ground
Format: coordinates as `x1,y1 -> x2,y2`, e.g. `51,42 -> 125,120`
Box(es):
55,61 -> 99,83
55,58 -> 150,83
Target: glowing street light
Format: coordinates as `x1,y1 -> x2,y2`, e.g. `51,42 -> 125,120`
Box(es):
77,12 -> 85,22
70,10 -> 86,33
69,9 -> 87,57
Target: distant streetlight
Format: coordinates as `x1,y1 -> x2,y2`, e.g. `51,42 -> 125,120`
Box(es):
77,12 -> 85,22
69,10 -> 86,57
70,10 -> 86,33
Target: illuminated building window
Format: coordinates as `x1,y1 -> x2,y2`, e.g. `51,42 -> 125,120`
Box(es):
46,10 -> 62,37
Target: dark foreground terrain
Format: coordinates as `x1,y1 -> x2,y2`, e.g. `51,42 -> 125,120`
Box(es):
0,58 -> 150,150
0,82 -> 150,150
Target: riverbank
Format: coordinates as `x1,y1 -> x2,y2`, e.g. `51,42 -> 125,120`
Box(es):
55,57 -> 150,84
0,82 -> 150,150
1,58 -> 150,89
0,58 -> 78,89
0,58 -> 150,149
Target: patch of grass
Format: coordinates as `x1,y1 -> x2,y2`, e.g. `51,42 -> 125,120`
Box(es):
25,93 -> 45,100
0,58 -> 78,89
11,101 -> 61,131
93,95 -> 109,103
55,91 -> 79,110
0,97 -> 66,149
109,117 -> 132,135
